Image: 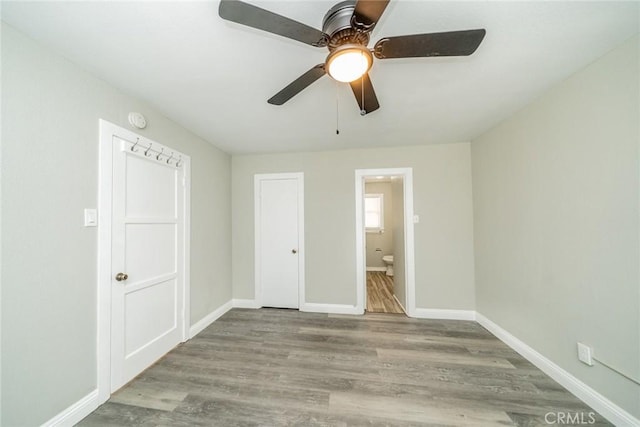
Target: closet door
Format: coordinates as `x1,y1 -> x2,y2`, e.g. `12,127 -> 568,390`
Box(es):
256,174 -> 304,309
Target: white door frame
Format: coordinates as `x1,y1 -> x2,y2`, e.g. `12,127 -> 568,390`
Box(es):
254,173 -> 305,308
97,119 -> 191,403
355,168 -> 416,316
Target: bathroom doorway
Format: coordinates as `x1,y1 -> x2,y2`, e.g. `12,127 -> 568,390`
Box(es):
355,168 -> 416,317
363,177 -> 403,313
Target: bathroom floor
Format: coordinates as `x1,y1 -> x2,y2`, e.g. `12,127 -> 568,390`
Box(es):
366,272 -> 405,314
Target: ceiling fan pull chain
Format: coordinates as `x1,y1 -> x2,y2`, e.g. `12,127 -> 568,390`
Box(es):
336,81 -> 340,135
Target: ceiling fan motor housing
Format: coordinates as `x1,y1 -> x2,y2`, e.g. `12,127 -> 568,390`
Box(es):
323,1 -> 370,51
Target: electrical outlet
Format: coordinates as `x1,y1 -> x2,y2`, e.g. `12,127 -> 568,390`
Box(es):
577,342 -> 593,366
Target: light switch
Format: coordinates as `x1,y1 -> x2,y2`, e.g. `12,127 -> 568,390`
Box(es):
413,215 -> 420,224
84,209 -> 97,227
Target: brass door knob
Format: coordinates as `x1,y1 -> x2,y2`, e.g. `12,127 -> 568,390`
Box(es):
115,272 -> 129,281
291,249 -> 297,254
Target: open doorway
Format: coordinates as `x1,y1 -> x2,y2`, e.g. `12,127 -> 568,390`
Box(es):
355,168 -> 416,317
363,177 -> 404,313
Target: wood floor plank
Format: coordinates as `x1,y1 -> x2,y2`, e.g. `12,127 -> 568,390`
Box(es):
329,392 -> 515,426
109,383 -> 188,411
377,347 -> 517,369
79,308 -> 610,426
367,271 -> 405,314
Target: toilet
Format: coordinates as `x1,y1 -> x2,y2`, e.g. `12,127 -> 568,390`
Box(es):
382,255 -> 394,277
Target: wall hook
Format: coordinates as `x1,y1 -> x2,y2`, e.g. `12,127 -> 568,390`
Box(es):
166,152 -> 174,165
144,143 -> 153,157
176,155 -> 182,168
156,147 -> 164,161
131,137 -> 140,152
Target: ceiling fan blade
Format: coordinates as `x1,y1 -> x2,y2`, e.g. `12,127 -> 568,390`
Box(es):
268,64 -> 326,105
219,0 -> 328,47
373,29 -> 486,59
352,0 -> 390,32
349,73 -> 380,115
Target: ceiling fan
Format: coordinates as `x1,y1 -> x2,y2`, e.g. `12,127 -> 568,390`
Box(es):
219,0 -> 486,115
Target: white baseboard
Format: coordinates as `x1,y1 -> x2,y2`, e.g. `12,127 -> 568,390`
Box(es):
301,303 -> 363,315
366,267 -> 387,272
189,300 -> 233,338
232,298 -> 260,309
412,308 -> 476,321
42,389 -> 100,427
476,313 -> 640,427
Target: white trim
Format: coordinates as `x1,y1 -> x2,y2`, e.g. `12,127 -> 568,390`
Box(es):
300,303 -> 363,315
97,120 -> 113,404
298,175 -> 306,309
476,313 -> 640,427
392,294 -> 407,315
41,389 -> 99,427
182,160 -> 191,342
254,173 -> 305,309
97,119 -> 191,403
355,168 -> 416,317
189,300 -> 233,338
366,267 -> 387,272
413,308 -> 476,321
232,299 -> 261,309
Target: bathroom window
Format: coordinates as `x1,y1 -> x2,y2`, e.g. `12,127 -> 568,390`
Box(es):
365,193 -> 384,233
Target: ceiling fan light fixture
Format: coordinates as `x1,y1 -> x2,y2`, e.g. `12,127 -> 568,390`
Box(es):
326,44 -> 373,83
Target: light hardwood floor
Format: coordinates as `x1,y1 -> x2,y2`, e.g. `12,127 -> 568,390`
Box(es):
79,309 -> 609,426
366,271 -> 404,314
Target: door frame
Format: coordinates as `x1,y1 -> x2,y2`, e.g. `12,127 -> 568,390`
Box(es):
97,119 -> 191,403
355,168 -> 416,316
254,173 -> 305,308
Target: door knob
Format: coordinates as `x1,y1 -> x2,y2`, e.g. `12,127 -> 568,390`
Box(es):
115,272 -> 129,281
291,249 -> 297,254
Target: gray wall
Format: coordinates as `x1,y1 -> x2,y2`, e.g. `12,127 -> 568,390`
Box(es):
365,181 -> 394,268
232,143 -> 475,309
391,178 -> 406,309
471,36 -> 640,418
1,23 -> 232,426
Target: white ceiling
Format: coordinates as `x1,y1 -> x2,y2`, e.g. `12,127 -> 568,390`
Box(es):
2,1 -> 638,154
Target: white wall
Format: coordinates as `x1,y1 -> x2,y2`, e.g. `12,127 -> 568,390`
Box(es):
1,23 -> 232,426
365,181 -> 394,268
232,143 -> 475,310
472,35 -> 640,418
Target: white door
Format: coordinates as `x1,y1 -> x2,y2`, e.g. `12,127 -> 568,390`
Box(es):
256,174 -> 304,309
110,136 -> 187,392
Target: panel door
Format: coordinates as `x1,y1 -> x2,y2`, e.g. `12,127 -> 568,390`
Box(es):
260,178 -> 300,309
110,137 -> 185,392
